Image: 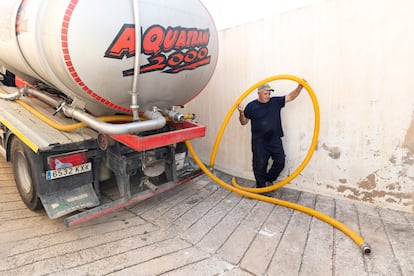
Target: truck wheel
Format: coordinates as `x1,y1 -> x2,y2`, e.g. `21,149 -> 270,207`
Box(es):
10,137 -> 41,210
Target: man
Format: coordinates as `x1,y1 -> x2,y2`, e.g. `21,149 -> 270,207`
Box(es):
237,82 -> 303,188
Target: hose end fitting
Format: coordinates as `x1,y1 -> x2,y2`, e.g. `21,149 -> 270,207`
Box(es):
168,110 -> 185,122
360,243 -> 371,254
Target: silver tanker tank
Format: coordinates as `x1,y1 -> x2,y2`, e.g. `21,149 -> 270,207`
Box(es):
0,0 -> 218,115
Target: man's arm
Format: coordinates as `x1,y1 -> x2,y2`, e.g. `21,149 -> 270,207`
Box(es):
237,104 -> 249,125
285,83 -> 304,103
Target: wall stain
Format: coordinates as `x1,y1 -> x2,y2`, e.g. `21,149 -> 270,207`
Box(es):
323,112 -> 414,213
402,151 -> 414,165
372,150 -> 380,157
410,194 -> 414,213
386,197 -> 397,203
385,183 -> 401,191
398,170 -> 407,178
403,110 -> 414,154
322,143 -> 341,159
357,173 -> 376,190
337,184 -> 413,205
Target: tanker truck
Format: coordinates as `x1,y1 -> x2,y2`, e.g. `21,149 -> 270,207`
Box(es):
0,0 -> 218,227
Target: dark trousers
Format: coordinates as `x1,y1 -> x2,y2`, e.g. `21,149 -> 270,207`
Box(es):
252,138 -> 285,188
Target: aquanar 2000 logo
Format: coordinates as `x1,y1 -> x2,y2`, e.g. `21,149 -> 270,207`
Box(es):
105,24 -> 212,76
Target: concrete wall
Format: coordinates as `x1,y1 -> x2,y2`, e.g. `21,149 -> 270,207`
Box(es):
184,0 -> 414,213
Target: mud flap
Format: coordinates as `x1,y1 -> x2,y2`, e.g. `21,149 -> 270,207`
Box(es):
40,183 -> 100,219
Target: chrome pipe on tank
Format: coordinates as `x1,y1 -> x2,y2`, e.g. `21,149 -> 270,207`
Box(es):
22,87 -> 63,109
24,87 -> 166,135
0,88 -> 21,101
129,0 -> 141,122
62,105 -> 166,135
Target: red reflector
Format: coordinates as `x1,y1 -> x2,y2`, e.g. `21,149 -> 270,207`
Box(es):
48,151 -> 88,170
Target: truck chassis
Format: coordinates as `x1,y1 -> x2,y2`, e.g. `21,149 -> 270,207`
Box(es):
0,84 -> 205,227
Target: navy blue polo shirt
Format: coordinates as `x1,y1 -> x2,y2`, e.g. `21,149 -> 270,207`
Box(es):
244,96 -> 285,144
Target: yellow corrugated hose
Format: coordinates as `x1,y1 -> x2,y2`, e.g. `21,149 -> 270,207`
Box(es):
186,74 -> 371,254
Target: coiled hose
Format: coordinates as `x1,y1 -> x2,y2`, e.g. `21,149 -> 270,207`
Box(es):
185,74 -> 371,254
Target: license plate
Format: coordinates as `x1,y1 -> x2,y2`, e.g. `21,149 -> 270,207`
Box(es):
46,162 -> 92,180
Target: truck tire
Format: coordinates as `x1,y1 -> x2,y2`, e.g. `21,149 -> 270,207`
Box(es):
10,137 -> 41,210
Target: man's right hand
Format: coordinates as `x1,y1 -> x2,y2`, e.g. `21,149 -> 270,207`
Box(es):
237,104 -> 249,125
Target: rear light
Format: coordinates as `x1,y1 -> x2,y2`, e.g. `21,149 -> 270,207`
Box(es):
48,150 -> 88,170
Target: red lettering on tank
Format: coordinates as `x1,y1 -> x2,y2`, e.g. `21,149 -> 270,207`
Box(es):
166,57 -> 211,73
104,24 -> 136,59
164,28 -> 179,52
142,25 -> 165,55
175,30 -> 187,49
140,25 -> 210,53
199,31 -> 210,45
105,24 -> 212,75
187,30 -> 201,47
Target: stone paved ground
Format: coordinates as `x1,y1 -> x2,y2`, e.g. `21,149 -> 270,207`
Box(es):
1,157 -> 413,275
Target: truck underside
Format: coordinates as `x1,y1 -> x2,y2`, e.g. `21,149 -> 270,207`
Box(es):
0,82 -> 205,227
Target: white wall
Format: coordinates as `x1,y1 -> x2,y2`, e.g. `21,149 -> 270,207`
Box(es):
185,0 -> 414,213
